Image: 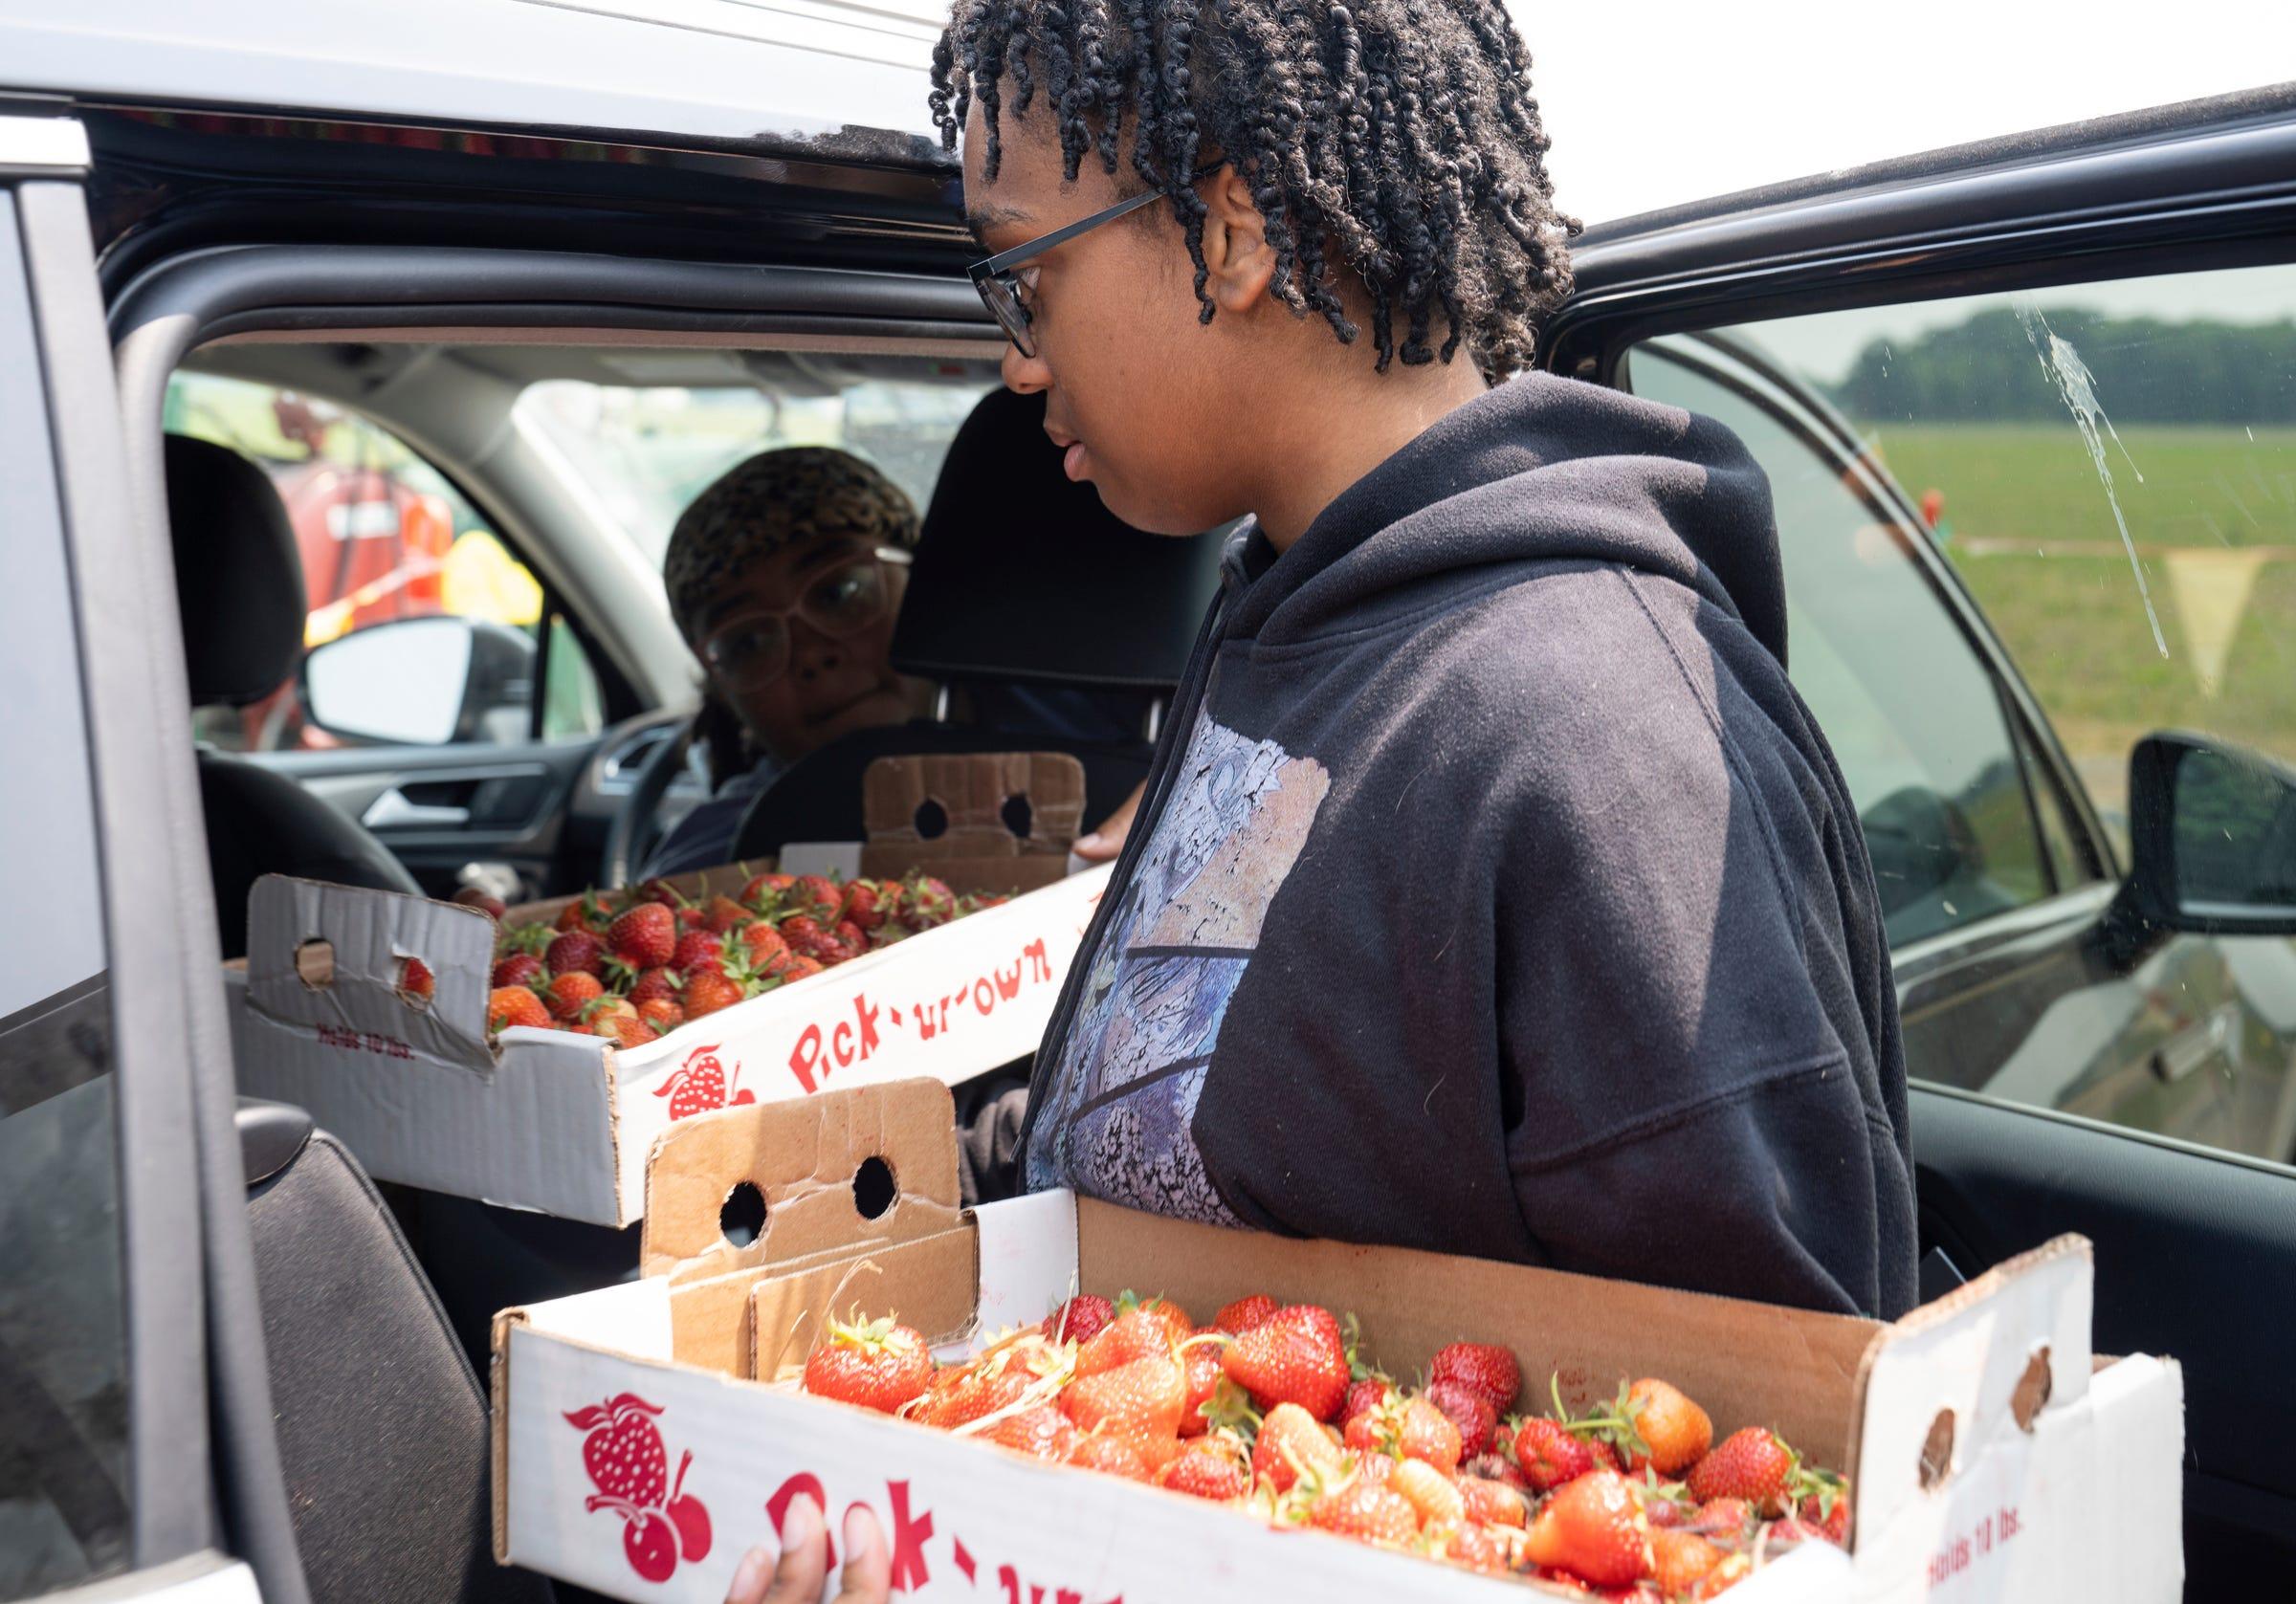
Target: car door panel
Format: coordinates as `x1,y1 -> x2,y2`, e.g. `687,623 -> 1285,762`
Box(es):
251,738 -> 598,899
1912,1084 -> 2296,1589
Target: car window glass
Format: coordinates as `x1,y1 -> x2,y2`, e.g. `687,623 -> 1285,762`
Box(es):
1,251 -> 129,1593
1628,343 -> 2057,945
515,374 -> 996,564
1683,262 -> 2296,852
165,371 -> 603,749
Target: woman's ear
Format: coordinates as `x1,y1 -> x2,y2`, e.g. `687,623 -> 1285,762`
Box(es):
1198,165 -> 1276,316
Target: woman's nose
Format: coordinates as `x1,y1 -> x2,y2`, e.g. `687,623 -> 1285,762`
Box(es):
787,622 -> 842,681
1002,340 -> 1050,395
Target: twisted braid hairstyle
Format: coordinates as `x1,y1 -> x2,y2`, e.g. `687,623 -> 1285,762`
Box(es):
931,0 -> 1578,375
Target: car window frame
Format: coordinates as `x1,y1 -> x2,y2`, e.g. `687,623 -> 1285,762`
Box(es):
1622,331 -> 2120,917
6,144 -> 232,1590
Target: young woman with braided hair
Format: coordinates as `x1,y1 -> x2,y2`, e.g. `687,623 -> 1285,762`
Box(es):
733,6 -> 1913,1591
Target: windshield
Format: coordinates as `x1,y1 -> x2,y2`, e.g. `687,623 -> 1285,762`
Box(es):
514,373 -> 996,564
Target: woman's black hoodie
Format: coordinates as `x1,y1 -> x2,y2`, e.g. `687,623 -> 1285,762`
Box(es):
1016,372 -> 1917,1320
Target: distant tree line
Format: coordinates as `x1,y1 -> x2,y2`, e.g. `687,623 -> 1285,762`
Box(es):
1825,305 -> 2296,425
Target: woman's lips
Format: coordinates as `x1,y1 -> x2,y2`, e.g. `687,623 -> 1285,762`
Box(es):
1063,440 -> 1089,481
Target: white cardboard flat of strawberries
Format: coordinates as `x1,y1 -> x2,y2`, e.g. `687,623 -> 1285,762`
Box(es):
224,862 -> 1111,1225
491,1081 -> 2184,1604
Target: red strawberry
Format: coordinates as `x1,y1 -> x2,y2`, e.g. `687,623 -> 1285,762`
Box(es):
545,929 -> 606,978
701,895 -> 751,934
1650,1527 -> 1728,1595
802,1316 -> 932,1415
672,930 -> 727,977
397,956 -> 434,1001
1213,1294 -> 1280,1334
1424,1377 -> 1497,1460
740,870 -> 794,910
633,878 -> 685,908
788,874 -> 842,920
914,1340 -> 1065,1430
1797,1487 -> 1851,1546
1251,1401 -> 1346,1494
1512,1416 -> 1601,1493
1390,1456 -> 1466,1528
1308,1478 -> 1421,1546
555,890 -> 612,933
636,996 -> 684,1033
1442,1521 -> 1512,1574
496,920 -> 555,956
545,972 -> 605,1021
833,918 -> 869,958
1690,1498 -> 1755,1540
780,954 -> 825,981
591,1011 -> 660,1050
451,886 -> 508,920
1058,1353 -> 1184,1471
1041,1294 -> 1116,1346
1620,1378 -> 1712,1477
1460,1473 -> 1530,1528
1342,1375 -> 1395,1424
564,1393 -> 669,1505
654,1048 -> 741,1119
493,952 -> 545,989
1522,1469 -> 1653,1587
1066,1434 -> 1152,1482
676,906 -> 706,930
1155,1437 -> 1250,1501
1075,1307 -> 1181,1377
1463,1450 -> 1533,1493
488,985 -> 552,1032
1220,1304 -> 1350,1420
1180,1341 -> 1225,1437
735,921 -> 789,968
839,880 -> 887,931
607,902 -> 677,971
779,914 -> 836,959
680,969 -> 746,1020
978,1404 -> 1080,1463
1344,1393 -> 1462,1473
1686,1428 -> 1799,1515
899,874 -> 955,931
1430,1342 -> 1521,1414
629,967 -> 682,1005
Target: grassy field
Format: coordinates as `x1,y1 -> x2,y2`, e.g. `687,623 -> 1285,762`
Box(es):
1863,425 -> 2296,818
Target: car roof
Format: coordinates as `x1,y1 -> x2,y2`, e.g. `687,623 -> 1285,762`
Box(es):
0,0 -> 952,168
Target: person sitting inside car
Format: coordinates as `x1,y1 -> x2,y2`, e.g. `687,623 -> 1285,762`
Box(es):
644,446 -> 931,875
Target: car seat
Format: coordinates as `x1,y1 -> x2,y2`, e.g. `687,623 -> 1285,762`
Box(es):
730,388 -> 1225,859
167,435 -> 423,956
238,1098 -> 552,1604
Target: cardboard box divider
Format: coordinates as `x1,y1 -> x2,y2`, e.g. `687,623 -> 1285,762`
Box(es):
492,1080 -> 2185,1602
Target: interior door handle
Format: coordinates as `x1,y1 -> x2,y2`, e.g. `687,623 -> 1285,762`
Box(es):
362,787 -> 472,829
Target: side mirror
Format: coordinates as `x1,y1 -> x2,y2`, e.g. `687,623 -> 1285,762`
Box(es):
299,617 -> 534,746
2124,733 -> 2296,936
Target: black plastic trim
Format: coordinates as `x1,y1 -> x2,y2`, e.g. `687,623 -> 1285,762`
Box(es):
108,242 -> 989,348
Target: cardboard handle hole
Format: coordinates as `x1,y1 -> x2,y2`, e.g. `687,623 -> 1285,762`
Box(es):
294,938 -> 336,989
852,1155 -> 896,1220
1918,1407 -> 1956,1491
999,793 -> 1034,840
2011,1346 -> 2053,1431
913,798 -> 949,840
395,955 -> 433,1011
719,1180 -> 767,1247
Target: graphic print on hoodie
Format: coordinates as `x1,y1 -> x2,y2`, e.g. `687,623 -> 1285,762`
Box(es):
1027,713 -> 1329,1221
1023,372 -> 1920,1320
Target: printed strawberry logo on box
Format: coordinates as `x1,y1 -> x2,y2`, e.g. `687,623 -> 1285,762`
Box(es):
564,1393 -> 711,1583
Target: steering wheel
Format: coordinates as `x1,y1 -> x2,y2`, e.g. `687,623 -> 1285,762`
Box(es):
600,714 -> 696,889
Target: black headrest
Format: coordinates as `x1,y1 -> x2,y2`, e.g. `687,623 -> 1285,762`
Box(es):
892,388 -> 1224,690
166,434 -> 307,707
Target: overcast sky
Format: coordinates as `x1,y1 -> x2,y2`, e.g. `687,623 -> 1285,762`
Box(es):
1512,1 -> 2296,226
1506,2 -> 2296,382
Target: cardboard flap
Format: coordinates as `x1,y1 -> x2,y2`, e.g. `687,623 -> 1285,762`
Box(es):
639,1078 -> 961,1283
242,873 -> 497,1074
860,753 -> 1085,876
1849,1233 -> 2094,1542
